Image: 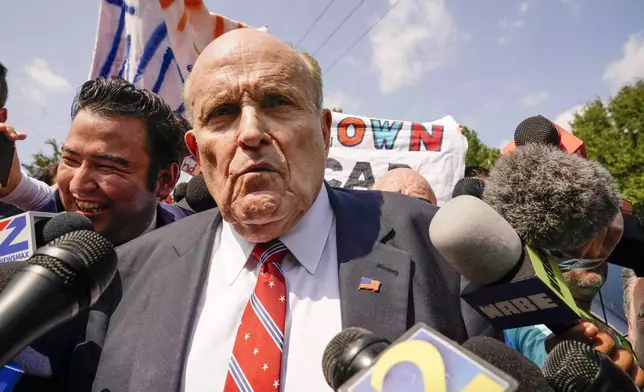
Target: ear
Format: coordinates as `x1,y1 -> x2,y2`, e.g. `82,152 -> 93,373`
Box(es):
185,130 -> 200,164
320,109 -> 332,156
156,163 -> 180,199
0,108 -> 7,123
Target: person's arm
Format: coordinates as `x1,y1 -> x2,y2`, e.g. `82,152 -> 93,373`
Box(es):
0,171 -> 58,212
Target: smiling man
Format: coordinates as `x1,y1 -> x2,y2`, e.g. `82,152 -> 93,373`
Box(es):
0,77 -> 190,244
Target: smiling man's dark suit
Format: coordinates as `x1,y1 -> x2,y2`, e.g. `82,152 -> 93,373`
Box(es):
18,186 -> 494,392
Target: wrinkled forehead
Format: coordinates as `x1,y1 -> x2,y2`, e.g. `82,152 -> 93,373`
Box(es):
187,39 -> 312,111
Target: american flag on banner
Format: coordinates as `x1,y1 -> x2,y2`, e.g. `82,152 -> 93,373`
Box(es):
88,0 -> 267,175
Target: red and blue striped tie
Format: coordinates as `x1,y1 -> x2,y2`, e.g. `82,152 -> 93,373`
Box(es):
224,240 -> 288,392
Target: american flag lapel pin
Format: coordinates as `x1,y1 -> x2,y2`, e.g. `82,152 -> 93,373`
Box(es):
359,277 -> 381,292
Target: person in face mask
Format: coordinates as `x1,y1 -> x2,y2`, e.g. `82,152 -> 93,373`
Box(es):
504,212 -> 624,368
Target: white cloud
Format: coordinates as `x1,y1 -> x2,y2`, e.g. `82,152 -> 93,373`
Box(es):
323,90 -> 361,113
370,0 -> 455,94
603,32 -> 644,92
497,37 -> 511,46
519,2 -> 530,12
511,20 -> 524,28
22,59 -> 72,104
553,104 -> 585,130
522,90 -> 550,107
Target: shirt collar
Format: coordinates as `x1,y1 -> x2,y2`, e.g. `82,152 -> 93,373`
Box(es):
223,184 -> 334,284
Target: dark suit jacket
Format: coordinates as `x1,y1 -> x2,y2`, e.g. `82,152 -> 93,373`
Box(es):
17,186 -> 495,391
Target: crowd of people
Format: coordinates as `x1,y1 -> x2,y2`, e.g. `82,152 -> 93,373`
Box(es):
0,27 -> 643,391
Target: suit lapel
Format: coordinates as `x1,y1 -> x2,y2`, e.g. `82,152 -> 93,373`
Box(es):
327,186 -> 411,342
129,211 -> 222,392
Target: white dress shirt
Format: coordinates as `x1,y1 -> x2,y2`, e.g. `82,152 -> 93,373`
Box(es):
183,185 -> 342,392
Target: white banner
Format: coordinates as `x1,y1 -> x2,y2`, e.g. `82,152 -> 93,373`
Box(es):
326,112 -> 467,205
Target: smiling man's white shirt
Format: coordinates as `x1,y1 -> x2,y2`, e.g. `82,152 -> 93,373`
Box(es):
183,184 -> 342,392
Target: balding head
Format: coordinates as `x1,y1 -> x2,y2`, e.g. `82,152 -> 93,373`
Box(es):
183,28 -> 333,243
184,29 -> 323,121
373,168 -> 436,204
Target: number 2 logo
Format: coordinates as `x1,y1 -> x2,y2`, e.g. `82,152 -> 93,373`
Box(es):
0,216 -> 28,255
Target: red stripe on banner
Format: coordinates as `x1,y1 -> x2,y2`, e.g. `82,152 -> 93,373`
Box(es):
177,10 -> 188,31
159,0 -> 174,10
214,15 -> 225,39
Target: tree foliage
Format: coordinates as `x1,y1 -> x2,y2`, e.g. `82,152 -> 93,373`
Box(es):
331,107 -> 343,113
22,138 -> 62,179
570,80 -> 644,213
461,125 -> 500,169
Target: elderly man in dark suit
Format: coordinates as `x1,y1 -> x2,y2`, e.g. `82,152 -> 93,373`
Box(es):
17,29 -> 493,392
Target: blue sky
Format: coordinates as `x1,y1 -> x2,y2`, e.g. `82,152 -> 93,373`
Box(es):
1,0 -> 643,172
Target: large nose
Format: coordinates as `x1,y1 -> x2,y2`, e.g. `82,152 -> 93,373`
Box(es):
68,163 -> 99,196
237,105 -> 270,149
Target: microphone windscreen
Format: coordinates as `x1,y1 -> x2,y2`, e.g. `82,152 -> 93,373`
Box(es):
31,230 -> 117,303
42,212 -> 94,244
484,143 -> 621,251
514,115 -> 560,147
463,336 -> 554,392
186,174 -> 217,212
452,177 -> 485,199
173,182 -> 188,202
429,195 -> 523,284
0,261 -> 28,292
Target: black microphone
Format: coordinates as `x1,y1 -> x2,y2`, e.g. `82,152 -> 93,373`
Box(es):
0,230 -> 117,366
173,182 -> 188,202
322,323 -> 519,391
514,115 -> 561,147
185,174 -> 217,212
451,177 -> 485,199
0,261 -> 28,292
41,212 -> 94,244
543,340 -> 639,392
463,336 -> 554,391
322,327 -> 390,390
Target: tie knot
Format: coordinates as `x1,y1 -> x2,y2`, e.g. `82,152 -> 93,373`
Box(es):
252,240 -> 288,265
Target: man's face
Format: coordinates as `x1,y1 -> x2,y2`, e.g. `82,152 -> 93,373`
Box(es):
561,263 -> 608,305
0,108 -> 6,123
57,111 -> 159,244
186,30 -> 332,242
631,278 -> 644,362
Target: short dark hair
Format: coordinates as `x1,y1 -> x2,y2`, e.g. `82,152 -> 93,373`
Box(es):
0,62 -> 8,108
71,77 -> 189,189
464,166 -> 489,179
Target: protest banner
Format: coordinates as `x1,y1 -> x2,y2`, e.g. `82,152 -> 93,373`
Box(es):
87,0 -> 467,203
327,112 -> 467,205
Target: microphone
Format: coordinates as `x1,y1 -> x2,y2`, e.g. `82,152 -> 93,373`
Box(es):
173,182 -> 188,203
0,261 -> 28,291
0,230 -> 117,366
514,115 -> 561,147
41,212 -> 93,244
451,177 -> 485,199
322,323 -> 519,391
543,340 -> 639,392
430,195 -> 586,334
185,174 -> 217,212
0,212 -> 57,263
462,336 -> 554,391
483,143 -> 621,252
0,211 -> 93,264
